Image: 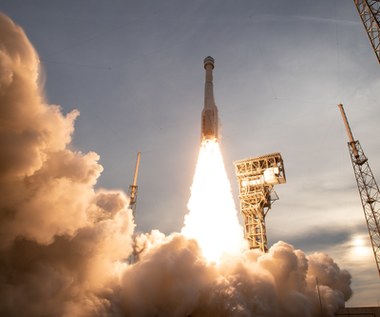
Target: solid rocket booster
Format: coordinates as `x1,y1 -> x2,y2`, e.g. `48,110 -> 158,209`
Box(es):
201,56 -> 219,142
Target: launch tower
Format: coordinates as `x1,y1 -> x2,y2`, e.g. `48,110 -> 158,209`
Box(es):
234,153 -> 286,252
353,0 -> 380,63
338,104 -> 380,276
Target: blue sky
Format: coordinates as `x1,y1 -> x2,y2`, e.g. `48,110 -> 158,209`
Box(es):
2,0 -> 380,306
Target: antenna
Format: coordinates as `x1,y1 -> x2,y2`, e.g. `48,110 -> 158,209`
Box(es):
338,104 -> 359,159
128,152 -> 141,216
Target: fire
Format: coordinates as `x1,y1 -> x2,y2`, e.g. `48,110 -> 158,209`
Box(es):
181,139 -> 247,263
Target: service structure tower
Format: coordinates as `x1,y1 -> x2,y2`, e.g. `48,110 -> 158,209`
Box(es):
234,153 -> 286,252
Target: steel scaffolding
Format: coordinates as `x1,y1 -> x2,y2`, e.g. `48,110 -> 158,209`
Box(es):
339,104 -> 380,276
353,0 -> 380,63
234,153 -> 286,252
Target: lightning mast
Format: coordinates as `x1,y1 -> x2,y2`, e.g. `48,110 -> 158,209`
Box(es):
353,0 -> 380,63
338,104 -> 380,276
234,153 -> 286,252
128,152 -> 141,216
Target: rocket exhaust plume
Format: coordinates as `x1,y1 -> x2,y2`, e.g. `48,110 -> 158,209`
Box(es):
181,139 -> 247,262
0,15 -> 352,317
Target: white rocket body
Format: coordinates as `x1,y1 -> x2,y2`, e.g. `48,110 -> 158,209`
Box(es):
201,56 -> 219,142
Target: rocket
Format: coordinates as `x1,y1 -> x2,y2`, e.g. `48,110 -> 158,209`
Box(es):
201,56 -> 219,142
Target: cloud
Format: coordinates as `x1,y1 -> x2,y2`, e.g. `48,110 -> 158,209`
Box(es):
277,224 -> 367,252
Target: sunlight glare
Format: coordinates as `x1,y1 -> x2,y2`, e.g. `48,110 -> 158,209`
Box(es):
350,235 -> 372,258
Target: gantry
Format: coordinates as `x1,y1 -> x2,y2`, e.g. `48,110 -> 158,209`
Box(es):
353,0 -> 380,63
338,104 -> 380,276
234,153 -> 286,252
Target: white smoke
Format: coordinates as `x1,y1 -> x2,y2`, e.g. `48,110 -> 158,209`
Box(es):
0,12 -> 352,317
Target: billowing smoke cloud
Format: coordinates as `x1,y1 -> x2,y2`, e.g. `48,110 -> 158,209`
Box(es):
121,234 -> 352,317
0,12 -> 352,317
0,12 -> 134,316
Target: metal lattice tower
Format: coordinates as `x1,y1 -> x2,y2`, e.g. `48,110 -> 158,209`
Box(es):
353,0 -> 380,63
338,104 -> 380,276
128,152 -> 141,217
234,153 -> 286,252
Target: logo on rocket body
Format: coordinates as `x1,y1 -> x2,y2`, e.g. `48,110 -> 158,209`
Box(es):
201,56 -> 219,142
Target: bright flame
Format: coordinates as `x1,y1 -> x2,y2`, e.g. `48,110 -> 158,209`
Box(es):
182,140 -> 246,263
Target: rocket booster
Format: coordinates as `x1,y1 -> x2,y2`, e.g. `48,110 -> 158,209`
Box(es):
201,56 -> 219,142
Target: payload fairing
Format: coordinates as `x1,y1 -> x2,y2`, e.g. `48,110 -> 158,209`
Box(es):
201,56 -> 219,142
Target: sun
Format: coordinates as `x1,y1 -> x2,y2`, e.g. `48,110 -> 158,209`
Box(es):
349,235 -> 372,258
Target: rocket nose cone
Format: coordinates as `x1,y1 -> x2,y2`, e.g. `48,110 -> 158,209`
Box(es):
204,56 -> 215,69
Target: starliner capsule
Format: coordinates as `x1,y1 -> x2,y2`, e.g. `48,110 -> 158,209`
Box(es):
201,56 -> 219,142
